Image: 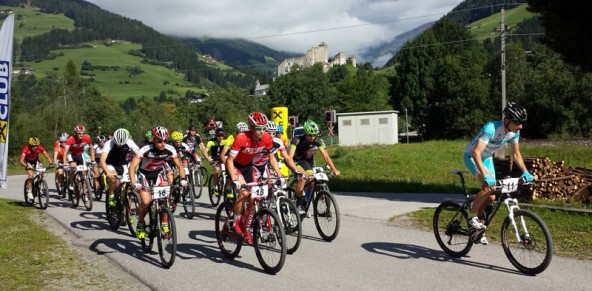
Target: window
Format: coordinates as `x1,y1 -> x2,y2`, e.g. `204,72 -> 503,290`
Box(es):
379,118 -> 388,124
343,119 -> 352,126
361,119 -> 370,125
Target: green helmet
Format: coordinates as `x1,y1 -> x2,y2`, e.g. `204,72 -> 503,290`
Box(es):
303,119 -> 319,136
145,131 -> 153,139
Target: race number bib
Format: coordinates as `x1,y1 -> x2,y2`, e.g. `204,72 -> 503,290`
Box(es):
76,165 -> 88,171
250,185 -> 269,198
152,186 -> 171,200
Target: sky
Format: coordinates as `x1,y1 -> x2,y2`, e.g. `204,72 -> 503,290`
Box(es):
86,0 -> 464,59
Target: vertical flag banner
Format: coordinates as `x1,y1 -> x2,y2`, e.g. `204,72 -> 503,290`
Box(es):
0,14 -> 14,188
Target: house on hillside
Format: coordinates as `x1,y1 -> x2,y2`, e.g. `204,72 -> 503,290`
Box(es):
254,80 -> 269,96
14,68 -> 35,75
189,93 -> 209,104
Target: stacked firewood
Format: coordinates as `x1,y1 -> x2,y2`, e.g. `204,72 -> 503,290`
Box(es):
494,157 -> 592,203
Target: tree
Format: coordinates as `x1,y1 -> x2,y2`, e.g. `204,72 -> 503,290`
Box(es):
527,0 -> 592,71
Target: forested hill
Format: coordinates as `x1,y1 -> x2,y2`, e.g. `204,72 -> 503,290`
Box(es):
0,0 -> 268,89
445,0 -> 522,24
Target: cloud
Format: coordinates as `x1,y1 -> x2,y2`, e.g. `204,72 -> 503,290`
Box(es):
87,0 -> 463,57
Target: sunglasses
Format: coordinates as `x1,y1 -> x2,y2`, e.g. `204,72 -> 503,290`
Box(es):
154,138 -> 167,143
253,126 -> 266,131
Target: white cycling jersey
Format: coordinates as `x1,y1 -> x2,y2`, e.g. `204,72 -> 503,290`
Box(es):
464,120 -> 519,159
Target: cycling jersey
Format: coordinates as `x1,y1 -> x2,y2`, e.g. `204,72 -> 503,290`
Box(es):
229,132 -> 273,166
206,135 -> 233,159
253,137 -> 286,167
103,139 -> 139,166
54,141 -> 66,160
21,145 -> 47,163
93,143 -> 104,159
290,135 -> 326,161
135,144 -> 178,173
464,120 -> 519,159
64,135 -> 92,155
167,141 -> 195,163
183,134 -> 203,152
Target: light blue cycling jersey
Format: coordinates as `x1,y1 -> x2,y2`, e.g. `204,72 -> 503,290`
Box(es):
464,120 -> 519,159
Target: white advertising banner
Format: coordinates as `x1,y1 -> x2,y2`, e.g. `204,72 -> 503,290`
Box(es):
0,14 -> 14,188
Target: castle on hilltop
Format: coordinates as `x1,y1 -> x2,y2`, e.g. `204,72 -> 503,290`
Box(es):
277,42 -> 357,77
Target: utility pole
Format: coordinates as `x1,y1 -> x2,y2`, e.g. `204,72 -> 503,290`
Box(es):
496,8 -> 508,158
405,109 -> 409,144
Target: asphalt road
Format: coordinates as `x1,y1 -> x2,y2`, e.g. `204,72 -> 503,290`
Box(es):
1,174 -> 591,291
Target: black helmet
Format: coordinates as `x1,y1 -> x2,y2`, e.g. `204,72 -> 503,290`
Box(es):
188,124 -> 197,131
215,127 -> 225,136
503,102 -> 527,123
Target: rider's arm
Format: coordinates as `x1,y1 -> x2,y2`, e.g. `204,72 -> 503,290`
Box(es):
43,150 -> 53,165
89,142 -> 95,161
199,142 -> 211,162
19,152 -> 27,167
226,154 -> 238,182
219,146 -> 229,164
173,157 -> 186,180
280,150 -> 299,173
62,146 -> 70,165
99,150 -> 113,177
268,153 -> 283,178
510,142 -> 528,173
319,147 -> 339,176
129,157 -> 141,187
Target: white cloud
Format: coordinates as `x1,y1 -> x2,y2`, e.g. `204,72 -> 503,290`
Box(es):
87,0 -> 463,57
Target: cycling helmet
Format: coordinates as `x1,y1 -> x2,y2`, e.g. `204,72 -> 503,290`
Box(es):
145,131 -> 152,139
236,122 -> 248,133
171,131 -> 184,142
74,124 -> 86,133
277,124 -> 284,134
28,137 -> 40,146
59,132 -> 69,142
152,126 -> 170,140
113,128 -> 129,146
503,102 -> 527,123
266,121 -> 278,133
188,124 -> 197,131
247,112 -> 268,128
96,135 -> 107,143
215,127 -> 225,136
303,120 -> 320,136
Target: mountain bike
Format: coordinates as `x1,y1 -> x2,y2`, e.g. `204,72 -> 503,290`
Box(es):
139,182 -> 177,268
105,166 -> 135,231
208,161 -> 228,206
54,162 -> 68,199
70,163 -> 93,211
287,165 -> 340,242
433,170 -> 553,275
23,165 -> 54,209
187,157 -> 207,200
266,176 -> 302,254
171,167 -> 196,219
215,178 -> 287,274
93,165 -> 108,201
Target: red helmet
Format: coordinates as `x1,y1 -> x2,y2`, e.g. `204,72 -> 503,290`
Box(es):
74,125 -> 86,133
248,112 -> 268,127
152,126 -> 170,140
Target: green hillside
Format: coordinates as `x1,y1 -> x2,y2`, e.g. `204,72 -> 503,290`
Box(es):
1,5 -> 75,38
467,4 -> 537,42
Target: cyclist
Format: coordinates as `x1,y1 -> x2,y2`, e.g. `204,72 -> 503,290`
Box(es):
53,132 -> 69,191
100,128 -> 139,207
289,119 -> 340,212
129,126 -> 187,239
206,127 -> 234,196
259,120 -> 299,177
463,102 -> 534,244
236,121 -> 249,133
139,131 -> 153,148
63,125 -> 95,196
92,135 -> 107,192
277,124 -> 288,147
20,137 -> 53,200
183,124 -> 213,165
226,112 -> 283,243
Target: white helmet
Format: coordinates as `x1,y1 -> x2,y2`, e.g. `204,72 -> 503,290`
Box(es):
113,128 -> 129,146
59,132 -> 69,142
266,120 -> 278,133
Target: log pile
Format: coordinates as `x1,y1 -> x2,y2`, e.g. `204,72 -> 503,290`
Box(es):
493,157 -> 592,203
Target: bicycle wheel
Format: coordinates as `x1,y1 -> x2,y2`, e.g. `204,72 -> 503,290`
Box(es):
433,201 -> 473,257
94,175 -> 104,201
72,178 -> 81,208
214,201 -> 242,259
197,166 -> 208,199
23,179 -> 35,206
55,174 -> 63,197
181,185 -> 196,219
141,205 -> 155,253
157,207 -> 177,268
82,178 -> 93,211
313,190 -> 340,242
37,180 -> 50,210
253,207 -> 287,274
278,196 -> 302,254
501,209 -> 553,275
208,173 -> 222,206
106,187 -> 121,230
126,191 -> 142,237
60,174 -> 68,199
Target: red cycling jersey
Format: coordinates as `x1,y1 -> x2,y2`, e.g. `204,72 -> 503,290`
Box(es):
64,135 -> 92,155
21,144 -> 47,162
229,132 -> 273,166
54,140 -> 66,159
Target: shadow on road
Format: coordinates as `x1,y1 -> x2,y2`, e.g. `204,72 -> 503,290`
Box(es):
361,241 -> 522,275
89,238 -> 162,267
336,191 -> 463,204
71,219 -> 111,231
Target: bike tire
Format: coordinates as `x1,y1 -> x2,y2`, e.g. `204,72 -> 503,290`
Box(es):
38,180 -> 50,210
60,174 -> 68,199
126,191 -> 142,238
23,178 -> 34,206
72,178 -> 81,208
82,178 -> 93,211
141,205 -> 155,253
214,201 -> 242,259
157,207 -> 177,268
181,185 -> 196,219
433,201 -> 473,257
55,174 -> 63,197
208,173 -> 222,206
278,196 -> 302,254
94,176 -> 104,201
253,207 -> 287,274
106,187 -> 120,230
313,190 -> 341,242
501,209 -> 553,275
